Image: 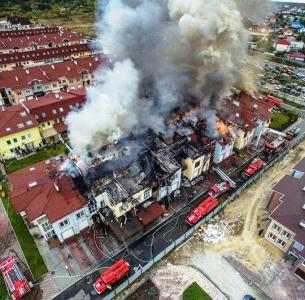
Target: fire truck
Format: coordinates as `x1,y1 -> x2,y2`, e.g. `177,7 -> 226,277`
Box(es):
209,181 -> 235,197
266,95 -> 281,107
186,196 -> 219,225
93,259 -> 130,294
264,137 -> 286,154
243,158 -> 266,177
0,256 -> 31,300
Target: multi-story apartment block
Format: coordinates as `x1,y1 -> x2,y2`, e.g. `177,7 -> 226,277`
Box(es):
265,158 -> 305,281
0,43 -> 93,72
0,56 -> 106,105
0,28 -> 87,54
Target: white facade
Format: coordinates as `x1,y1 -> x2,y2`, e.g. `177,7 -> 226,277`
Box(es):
158,169 -> 182,200
213,139 -> 235,164
275,43 -> 291,52
290,41 -> 304,50
32,206 -> 92,243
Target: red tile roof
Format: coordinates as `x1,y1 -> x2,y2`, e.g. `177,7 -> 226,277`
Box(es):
0,28 -> 85,51
0,105 -> 39,137
0,43 -> 92,66
0,27 -> 60,38
54,123 -> 67,133
276,39 -> 291,45
0,56 -> 106,90
8,158 -> 87,223
24,89 -> 86,122
288,52 -> 305,59
137,202 -> 164,226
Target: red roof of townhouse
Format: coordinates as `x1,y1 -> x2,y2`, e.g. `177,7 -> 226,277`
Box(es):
23,89 -> 86,123
288,52 -> 305,59
276,39 -> 291,46
8,158 -> 87,223
0,105 -> 39,137
0,56 -> 106,90
0,27 -> 60,38
0,43 -> 92,66
0,28 -> 85,51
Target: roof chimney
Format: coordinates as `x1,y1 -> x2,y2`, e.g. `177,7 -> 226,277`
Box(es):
233,100 -> 240,107
253,104 -> 258,109
74,61 -> 78,65
235,112 -> 240,118
1,106 -> 5,112
54,182 -> 60,192
55,93 -> 59,99
51,65 -> 55,70
67,66 -> 70,71
299,219 -> 305,229
59,96 -> 63,100
15,76 -> 19,82
25,69 -> 30,74
28,181 -> 38,188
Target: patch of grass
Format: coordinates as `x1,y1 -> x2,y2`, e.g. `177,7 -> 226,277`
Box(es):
5,144 -> 67,174
0,274 -> 7,300
270,110 -> 298,131
1,184 -> 48,279
183,282 -> 212,300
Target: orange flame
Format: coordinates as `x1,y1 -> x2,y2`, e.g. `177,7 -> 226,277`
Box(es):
217,120 -> 229,135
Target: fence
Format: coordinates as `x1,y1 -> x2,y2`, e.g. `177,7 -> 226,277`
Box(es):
99,131 -> 305,300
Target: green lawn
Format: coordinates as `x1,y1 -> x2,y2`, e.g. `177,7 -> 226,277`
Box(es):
183,282 -> 212,300
270,110 -> 298,131
1,184 -> 48,279
5,144 -> 67,173
0,274 -> 7,300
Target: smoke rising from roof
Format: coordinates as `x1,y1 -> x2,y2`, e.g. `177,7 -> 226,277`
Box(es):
67,0 -> 265,156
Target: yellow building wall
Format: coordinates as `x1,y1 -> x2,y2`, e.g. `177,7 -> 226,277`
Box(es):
105,187 -> 152,219
0,127 -> 42,159
235,129 -> 245,150
183,155 -> 210,181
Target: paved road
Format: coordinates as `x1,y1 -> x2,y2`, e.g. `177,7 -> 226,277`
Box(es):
52,118 -> 305,300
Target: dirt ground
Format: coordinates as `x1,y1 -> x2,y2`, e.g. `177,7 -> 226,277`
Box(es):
146,140 -> 305,300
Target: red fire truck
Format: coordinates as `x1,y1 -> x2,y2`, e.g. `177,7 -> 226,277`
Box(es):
266,95 -> 281,107
264,137 -> 286,154
186,196 -> 219,225
209,181 -> 234,197
0,256 -> 31,300
243,158 -> 266,177
93,259 -> 130,294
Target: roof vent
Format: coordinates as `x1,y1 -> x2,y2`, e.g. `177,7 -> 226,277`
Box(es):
25,69 -> 30,74
303,203 -> 305,210
74,61 -> 78,65
29,167 -> 36,171
253,104 -> 258,109
15,76 -> 19,82
67,66 -> 70,71
55,93 -> 59,99
236,112 -> 240,118
28,181 -> 37,188
54,183 -> 60,192
300,219 -> 305,229
59,96 -> 63,100
302,186 -> 305,191
89,63 -> 92,67
42,71 -> 46,76
51,65 -> 55,70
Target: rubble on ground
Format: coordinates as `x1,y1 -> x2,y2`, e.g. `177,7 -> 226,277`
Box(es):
195,216 -> 243,243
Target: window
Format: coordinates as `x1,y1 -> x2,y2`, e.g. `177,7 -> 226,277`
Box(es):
52,109 -> 57,114
21,135 -> 26,140
75,103 -> 80,107
41,123 -> 45,128
41,221 -> 52,232
20,111 -> 26,117
272,224 -> 282,233
144,189 -> 151,199
17,123 -> 24,128
47,121 -> 51,126
26,120 -> 33,126
194,161 -> 200,168
59,107 -> 64,112
13,138 -> 17,143
27,133 -> 32,139
41,112 -> 46,117
76,210 -> 85,220
59,219 -> 69,228
277,239 -> 286,248
268,232 -> 277,242
6,140 -> 11,145
34,114 -> 39,120
282,230 -> 291,240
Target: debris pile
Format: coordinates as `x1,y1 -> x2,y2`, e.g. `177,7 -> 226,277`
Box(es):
196,217 -> 243,243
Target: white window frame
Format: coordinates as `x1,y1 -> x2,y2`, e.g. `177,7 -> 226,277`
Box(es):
281,230 -> 291,240
272,223 -> 282,234
277,238 -> 286,248
76,210 -> 85,220
268,232 -> 277,242
144,189 -> 151,199
59,219 -> 70,229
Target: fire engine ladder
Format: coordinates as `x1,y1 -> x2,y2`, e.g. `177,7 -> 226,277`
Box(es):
266,128 -> 287,138
212,166 -> 236,187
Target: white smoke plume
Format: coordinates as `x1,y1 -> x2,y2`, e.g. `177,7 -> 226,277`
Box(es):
66,59 -> 139,155
67,0 -> 266,156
